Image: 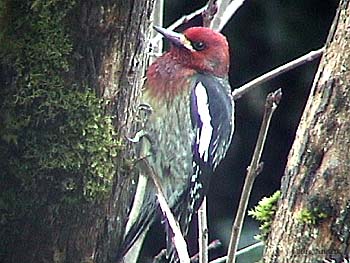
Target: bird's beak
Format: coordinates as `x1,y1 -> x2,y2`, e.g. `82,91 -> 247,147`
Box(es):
153,25 -> 193,50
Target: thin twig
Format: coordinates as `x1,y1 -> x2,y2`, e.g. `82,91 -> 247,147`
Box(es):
198,197 -> 209,263
203,0 -> 218,28
210,0 -> 246,31
143,159 -> 190,263
151,5 -> 207,46
157,193 -> 190,263
151,0 -> 164,60
210,241 -> 264,263
191,240 -> 222,263
152,0 -> 164,36
151,0 -> 246,43
226,89 -> 282,263
232,48 -> 324,100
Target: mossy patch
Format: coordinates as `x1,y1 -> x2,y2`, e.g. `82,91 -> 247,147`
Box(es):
296,194 -> 332,226
0,0 -> 124,259
296,208 -> 328,225
249,191 -> 281,241
0,0 -> 120,220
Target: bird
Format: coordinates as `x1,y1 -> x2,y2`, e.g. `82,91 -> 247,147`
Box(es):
118,25 -> 234,263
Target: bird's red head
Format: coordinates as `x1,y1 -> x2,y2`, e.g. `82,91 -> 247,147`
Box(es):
154,26 -> 230,78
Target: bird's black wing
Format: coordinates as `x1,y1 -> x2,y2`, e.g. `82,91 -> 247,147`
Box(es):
187,73 -> 234,218
170,74 -> 234,262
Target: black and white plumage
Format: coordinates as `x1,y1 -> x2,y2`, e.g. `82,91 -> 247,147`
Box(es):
178,73 -> 234,236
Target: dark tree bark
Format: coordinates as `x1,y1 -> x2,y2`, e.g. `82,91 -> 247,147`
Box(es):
264,1 -> 350,262
0,0 -> 155,262
80,1 -> 156,262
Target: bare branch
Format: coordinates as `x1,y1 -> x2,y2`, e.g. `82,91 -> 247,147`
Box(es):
143,159 -> 190,263
153,0 -> 164,28
226,89 -> 282,263
198,197 -> 209,263
210,241 -> 264,263
191,240 -> 222,263
151,0 -> 164,59
157,193 -> 190,263
232,48 -> 324,100
151,0 -> 246,44
151,5 -> 207,47
203,0 -> 218,28
210,0 -> 247,31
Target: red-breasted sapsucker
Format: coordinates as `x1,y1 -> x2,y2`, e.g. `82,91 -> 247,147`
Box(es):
119,26 -> 234,262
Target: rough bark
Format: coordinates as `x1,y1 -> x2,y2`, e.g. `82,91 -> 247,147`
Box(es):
63,1 -> 156,262
84,1 -> 155,262
0,0 -> 154,262
264,1 -> 350,262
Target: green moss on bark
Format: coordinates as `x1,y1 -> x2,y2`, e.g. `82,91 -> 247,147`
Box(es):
0,0 -> 119,222
249,191 -> 281,241
0,1 -> 126,261
296,194 -> 332,226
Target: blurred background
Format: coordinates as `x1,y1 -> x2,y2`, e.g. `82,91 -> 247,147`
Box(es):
141,0 -> 338,261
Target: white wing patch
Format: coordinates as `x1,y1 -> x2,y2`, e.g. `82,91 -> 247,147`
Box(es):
195,82 -> 213,162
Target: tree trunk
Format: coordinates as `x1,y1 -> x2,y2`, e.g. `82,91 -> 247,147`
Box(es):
88,1 -> 155,262
0,0 -> 154,262
264,1 -> 350,262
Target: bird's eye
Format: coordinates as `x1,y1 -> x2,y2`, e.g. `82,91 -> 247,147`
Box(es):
191,41 -> 206,51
